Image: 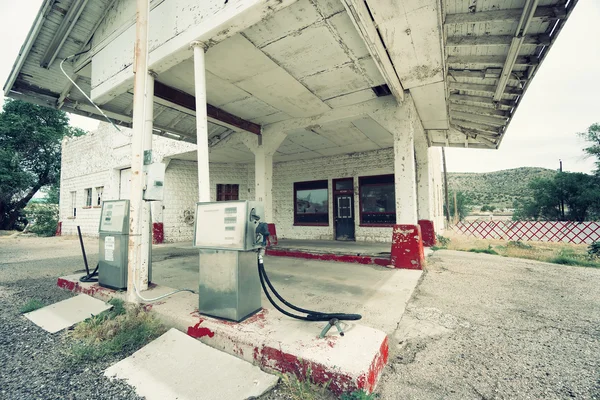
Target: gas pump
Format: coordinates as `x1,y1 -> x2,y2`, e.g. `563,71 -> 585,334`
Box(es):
193,200 -> 264,321
95,163 -> 165,290
194,200 -> 363,328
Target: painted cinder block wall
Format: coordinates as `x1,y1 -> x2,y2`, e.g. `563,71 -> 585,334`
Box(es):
272,148 -> 396,242
59,123 -> 196,237
60,124 -> 445,243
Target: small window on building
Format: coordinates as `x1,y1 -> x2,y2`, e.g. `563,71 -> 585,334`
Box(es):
71,191 -> 77,218
294,180 -> 329,225
217,184 -> 239,201
359,175 -> 395,225
84,188 -> 92,207
95,186 -> 104,206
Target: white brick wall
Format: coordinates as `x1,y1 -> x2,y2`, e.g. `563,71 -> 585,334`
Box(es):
60,123 -> 195,237
61,123 -> 444,244
273,148 -> 396,242
161,160 -> 254,243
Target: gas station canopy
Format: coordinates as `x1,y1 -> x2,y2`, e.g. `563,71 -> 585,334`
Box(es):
3,0 -> 577,151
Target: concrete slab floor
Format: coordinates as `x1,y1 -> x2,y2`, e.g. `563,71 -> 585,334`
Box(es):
151,243 -> 421,334
273,239 -> 392,256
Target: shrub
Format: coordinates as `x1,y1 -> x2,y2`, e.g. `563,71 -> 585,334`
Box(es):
436,235 -> 450,248
24,203 -> 58,236
588,242 -> 600,259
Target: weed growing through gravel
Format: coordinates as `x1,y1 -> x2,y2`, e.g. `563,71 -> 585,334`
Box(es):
278,365 -> 334,400
340,390 -> 379,400
20,299 -> 44,313
468,245 -> 499,255
68,298 -> 166,363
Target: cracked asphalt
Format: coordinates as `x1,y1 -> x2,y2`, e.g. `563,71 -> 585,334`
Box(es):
377,250 -> 600,400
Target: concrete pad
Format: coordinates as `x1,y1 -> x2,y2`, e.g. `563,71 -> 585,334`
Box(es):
105,328 -> 278,400
58,275 -> 390,395
24,294 -> 111,333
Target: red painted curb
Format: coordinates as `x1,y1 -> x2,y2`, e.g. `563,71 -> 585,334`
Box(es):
390,224 -> 424,270
265,248 -> 391,267
418,219 -> 436,247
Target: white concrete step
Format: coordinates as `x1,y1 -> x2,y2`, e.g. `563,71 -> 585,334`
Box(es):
104,328 -> 278,400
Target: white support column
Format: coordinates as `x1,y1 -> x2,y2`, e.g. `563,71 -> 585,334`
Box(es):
192,41 -> 210,202
140,71 -> 155,290
414,131 -> 432,222
393,105 -> 418,225
242,129 -> 287,222
127,0 -> 150,303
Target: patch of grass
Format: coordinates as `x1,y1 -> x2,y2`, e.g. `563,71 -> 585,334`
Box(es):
548,249 -> 600,268
508,240 -> 533,250
340,390 -> 379,400
20,299 -> 44,313
278,365 -> 334,400
68,298 -> 166,363
468,245 -> 499,255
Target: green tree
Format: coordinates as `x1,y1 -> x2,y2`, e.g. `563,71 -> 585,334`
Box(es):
578,123 -> 600,174
0,99 -> 85,230
513,172 -> 600,222
445,191 -> 471,221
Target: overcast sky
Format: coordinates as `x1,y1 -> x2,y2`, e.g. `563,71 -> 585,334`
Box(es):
1,0 -> 598,173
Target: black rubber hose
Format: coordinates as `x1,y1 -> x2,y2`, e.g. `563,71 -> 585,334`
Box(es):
77,225 -> 99,282
258,257 -> 362,321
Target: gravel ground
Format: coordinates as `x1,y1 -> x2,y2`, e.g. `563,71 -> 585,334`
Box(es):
1,236 -> 599,399
377,250 -> 600,400
0,235 -> 141,400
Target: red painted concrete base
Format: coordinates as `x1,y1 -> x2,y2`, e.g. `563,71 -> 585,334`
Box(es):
418,220 -> 436,247
152,222 -> 164,244
267,223 -> 278,247
57,275 -> 389,395
390,224 -> 425,270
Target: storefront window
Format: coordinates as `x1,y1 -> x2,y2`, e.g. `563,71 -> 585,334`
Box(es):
294,180 -> 328,225
359,175 -> 395,225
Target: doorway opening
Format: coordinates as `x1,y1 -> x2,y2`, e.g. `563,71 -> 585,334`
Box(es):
333,178 -> 355,241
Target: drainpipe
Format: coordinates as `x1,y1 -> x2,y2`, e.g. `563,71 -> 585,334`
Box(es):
493,0 -> 539,103
127,0 -> 150,303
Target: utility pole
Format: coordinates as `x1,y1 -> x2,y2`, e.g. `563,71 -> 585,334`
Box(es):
442,147 -> 451,225
559,159 -> 565,220
454,191 -> 458,224
127,0 -> 150,303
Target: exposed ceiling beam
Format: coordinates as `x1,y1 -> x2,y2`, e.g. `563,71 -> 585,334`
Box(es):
430,142 -> 491,149
448,69 -> 524,81
445,5 -> 566,25
448,55 -> 538,68
493,0 -> 541,102
40,0 -> 89,68
449,82 -> 523,96
449,94 -> 515,110
447,34 -> 551,47
450,111 -> 508,127
153,81 -> 261,136
341,0 -> 405,100
451,120 -> 502,135
449,103 -> 510,118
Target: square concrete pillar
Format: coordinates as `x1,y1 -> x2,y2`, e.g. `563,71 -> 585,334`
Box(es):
242,129 -> 287,223
370,95 -> 424,269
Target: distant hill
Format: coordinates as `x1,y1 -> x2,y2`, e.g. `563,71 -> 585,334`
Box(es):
448,167 -> 557,210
